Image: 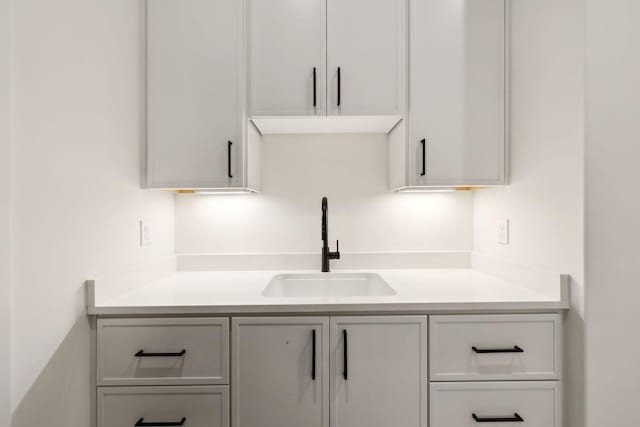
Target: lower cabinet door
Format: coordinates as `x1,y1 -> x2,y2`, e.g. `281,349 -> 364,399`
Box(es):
330,316 -> 428,427
232,317 -> 330,427
430,382 -> 561,427
97,386 -> 228,427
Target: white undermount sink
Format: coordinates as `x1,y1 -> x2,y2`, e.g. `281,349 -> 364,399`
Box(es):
262,273 -> 396,298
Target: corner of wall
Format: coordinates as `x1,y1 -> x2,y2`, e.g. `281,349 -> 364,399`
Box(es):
0,0 -> 11,423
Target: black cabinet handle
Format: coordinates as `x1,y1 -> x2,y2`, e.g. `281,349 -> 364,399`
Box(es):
342,329 -> 348,380
135,349 -> 186,357
337,67 -> 341,107
312,329 -> 317,380
227,141 -> 233,179
313,67 -> 317,108
420,139 -> 426,176
135,417 -> 186,426
472,413 -> 524,423
472,345 -> 524,354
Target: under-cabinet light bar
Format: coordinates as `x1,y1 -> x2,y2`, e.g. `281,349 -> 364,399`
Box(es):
194,189 -> 257,196
396,187 -> 457,193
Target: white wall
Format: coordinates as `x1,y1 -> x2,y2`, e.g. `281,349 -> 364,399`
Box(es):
0,0 -> 11,425
9,1 -> 175,426
472,0 -> 585,426
585,1 -> 640,425
176,134 -> 473,255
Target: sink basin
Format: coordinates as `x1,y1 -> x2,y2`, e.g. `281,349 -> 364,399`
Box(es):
262,273 -> 396,298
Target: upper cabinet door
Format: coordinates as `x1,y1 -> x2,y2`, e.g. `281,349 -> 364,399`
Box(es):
330,316 -> 428,427
410,0 -> 506,186
249,0 -> 327,116
147,0 -> 242,189
327,0 -> 406,116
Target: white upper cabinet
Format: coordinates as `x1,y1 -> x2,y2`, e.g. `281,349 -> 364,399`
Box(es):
147,0 -> 260,191
249,0 -> 406,118
249,0 -> 327,116
145,0 -> 506,190
390,0 -> 506,188
327,0 -> 406,115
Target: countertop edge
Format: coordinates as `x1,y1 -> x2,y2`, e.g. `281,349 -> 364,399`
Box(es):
88,300 -> 570,316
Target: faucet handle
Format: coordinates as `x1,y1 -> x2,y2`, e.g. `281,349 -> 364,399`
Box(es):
330,240 -> 341,260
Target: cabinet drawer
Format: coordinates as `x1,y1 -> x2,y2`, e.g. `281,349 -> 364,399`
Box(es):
97,318 -> 229,386
429,314 -> 561,381
98,386 -> 228,427
430,382 -> 561,427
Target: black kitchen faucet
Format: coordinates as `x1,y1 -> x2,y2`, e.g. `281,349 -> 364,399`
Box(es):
321,197 -> 341,272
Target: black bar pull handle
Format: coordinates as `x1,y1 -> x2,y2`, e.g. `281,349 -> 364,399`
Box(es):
472,413 -> 524,423
312,329 -> 317,380
472,345 -> 524,354
420,138 -> 426,176
227,140 -> 233,179
342,329 -> 348,380
135,417 -> 186,426
135,349 -> 186,358
337,67 -> 341,107
313,67 -> 317,108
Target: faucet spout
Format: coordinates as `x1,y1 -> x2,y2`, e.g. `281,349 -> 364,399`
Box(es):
321,197 -> 340,272
322,197 -> 328,242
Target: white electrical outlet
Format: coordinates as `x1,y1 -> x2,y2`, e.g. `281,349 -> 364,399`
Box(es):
497,219 -> 509,245
140,221 -> 152,247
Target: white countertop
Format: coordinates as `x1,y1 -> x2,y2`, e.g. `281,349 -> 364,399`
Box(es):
87,268 -> 569,315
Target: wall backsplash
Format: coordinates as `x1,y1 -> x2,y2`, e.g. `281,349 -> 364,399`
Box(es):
176,133 -> 473,254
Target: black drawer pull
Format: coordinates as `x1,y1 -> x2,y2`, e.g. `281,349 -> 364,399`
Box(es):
312,329 -> 317,381
227,140 -> 233,179
472,345 -> 523,354
135,349 -> 186,357
135,417 -> 186,426
342,329 -> 348,380
420,139 -> 426,176
337,67 -> 341,107
313,67 -> 317,108
472,413 -> 524,423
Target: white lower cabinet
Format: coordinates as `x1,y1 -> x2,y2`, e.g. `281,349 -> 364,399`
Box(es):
430,382 -> 561,427
330,316 -> 428,427
95,313 -> 562,427
232,317 -> 330,427
97,386 -> 229,427
429,314 -> 562,427
231,316 -> 427,427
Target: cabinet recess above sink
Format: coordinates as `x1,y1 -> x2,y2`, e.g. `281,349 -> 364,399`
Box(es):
251,116 -> 403,135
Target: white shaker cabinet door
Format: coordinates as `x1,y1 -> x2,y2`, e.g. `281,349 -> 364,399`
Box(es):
146,0 -> 242,189
249,0 -> 327,116
330,316 -> 428,427
327,0 -> 406,116
409,0 -> 506,186
232,317 -> 330,427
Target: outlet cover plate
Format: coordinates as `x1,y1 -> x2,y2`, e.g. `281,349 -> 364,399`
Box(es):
140,221 -> 152,247
498,219 -> 509,245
